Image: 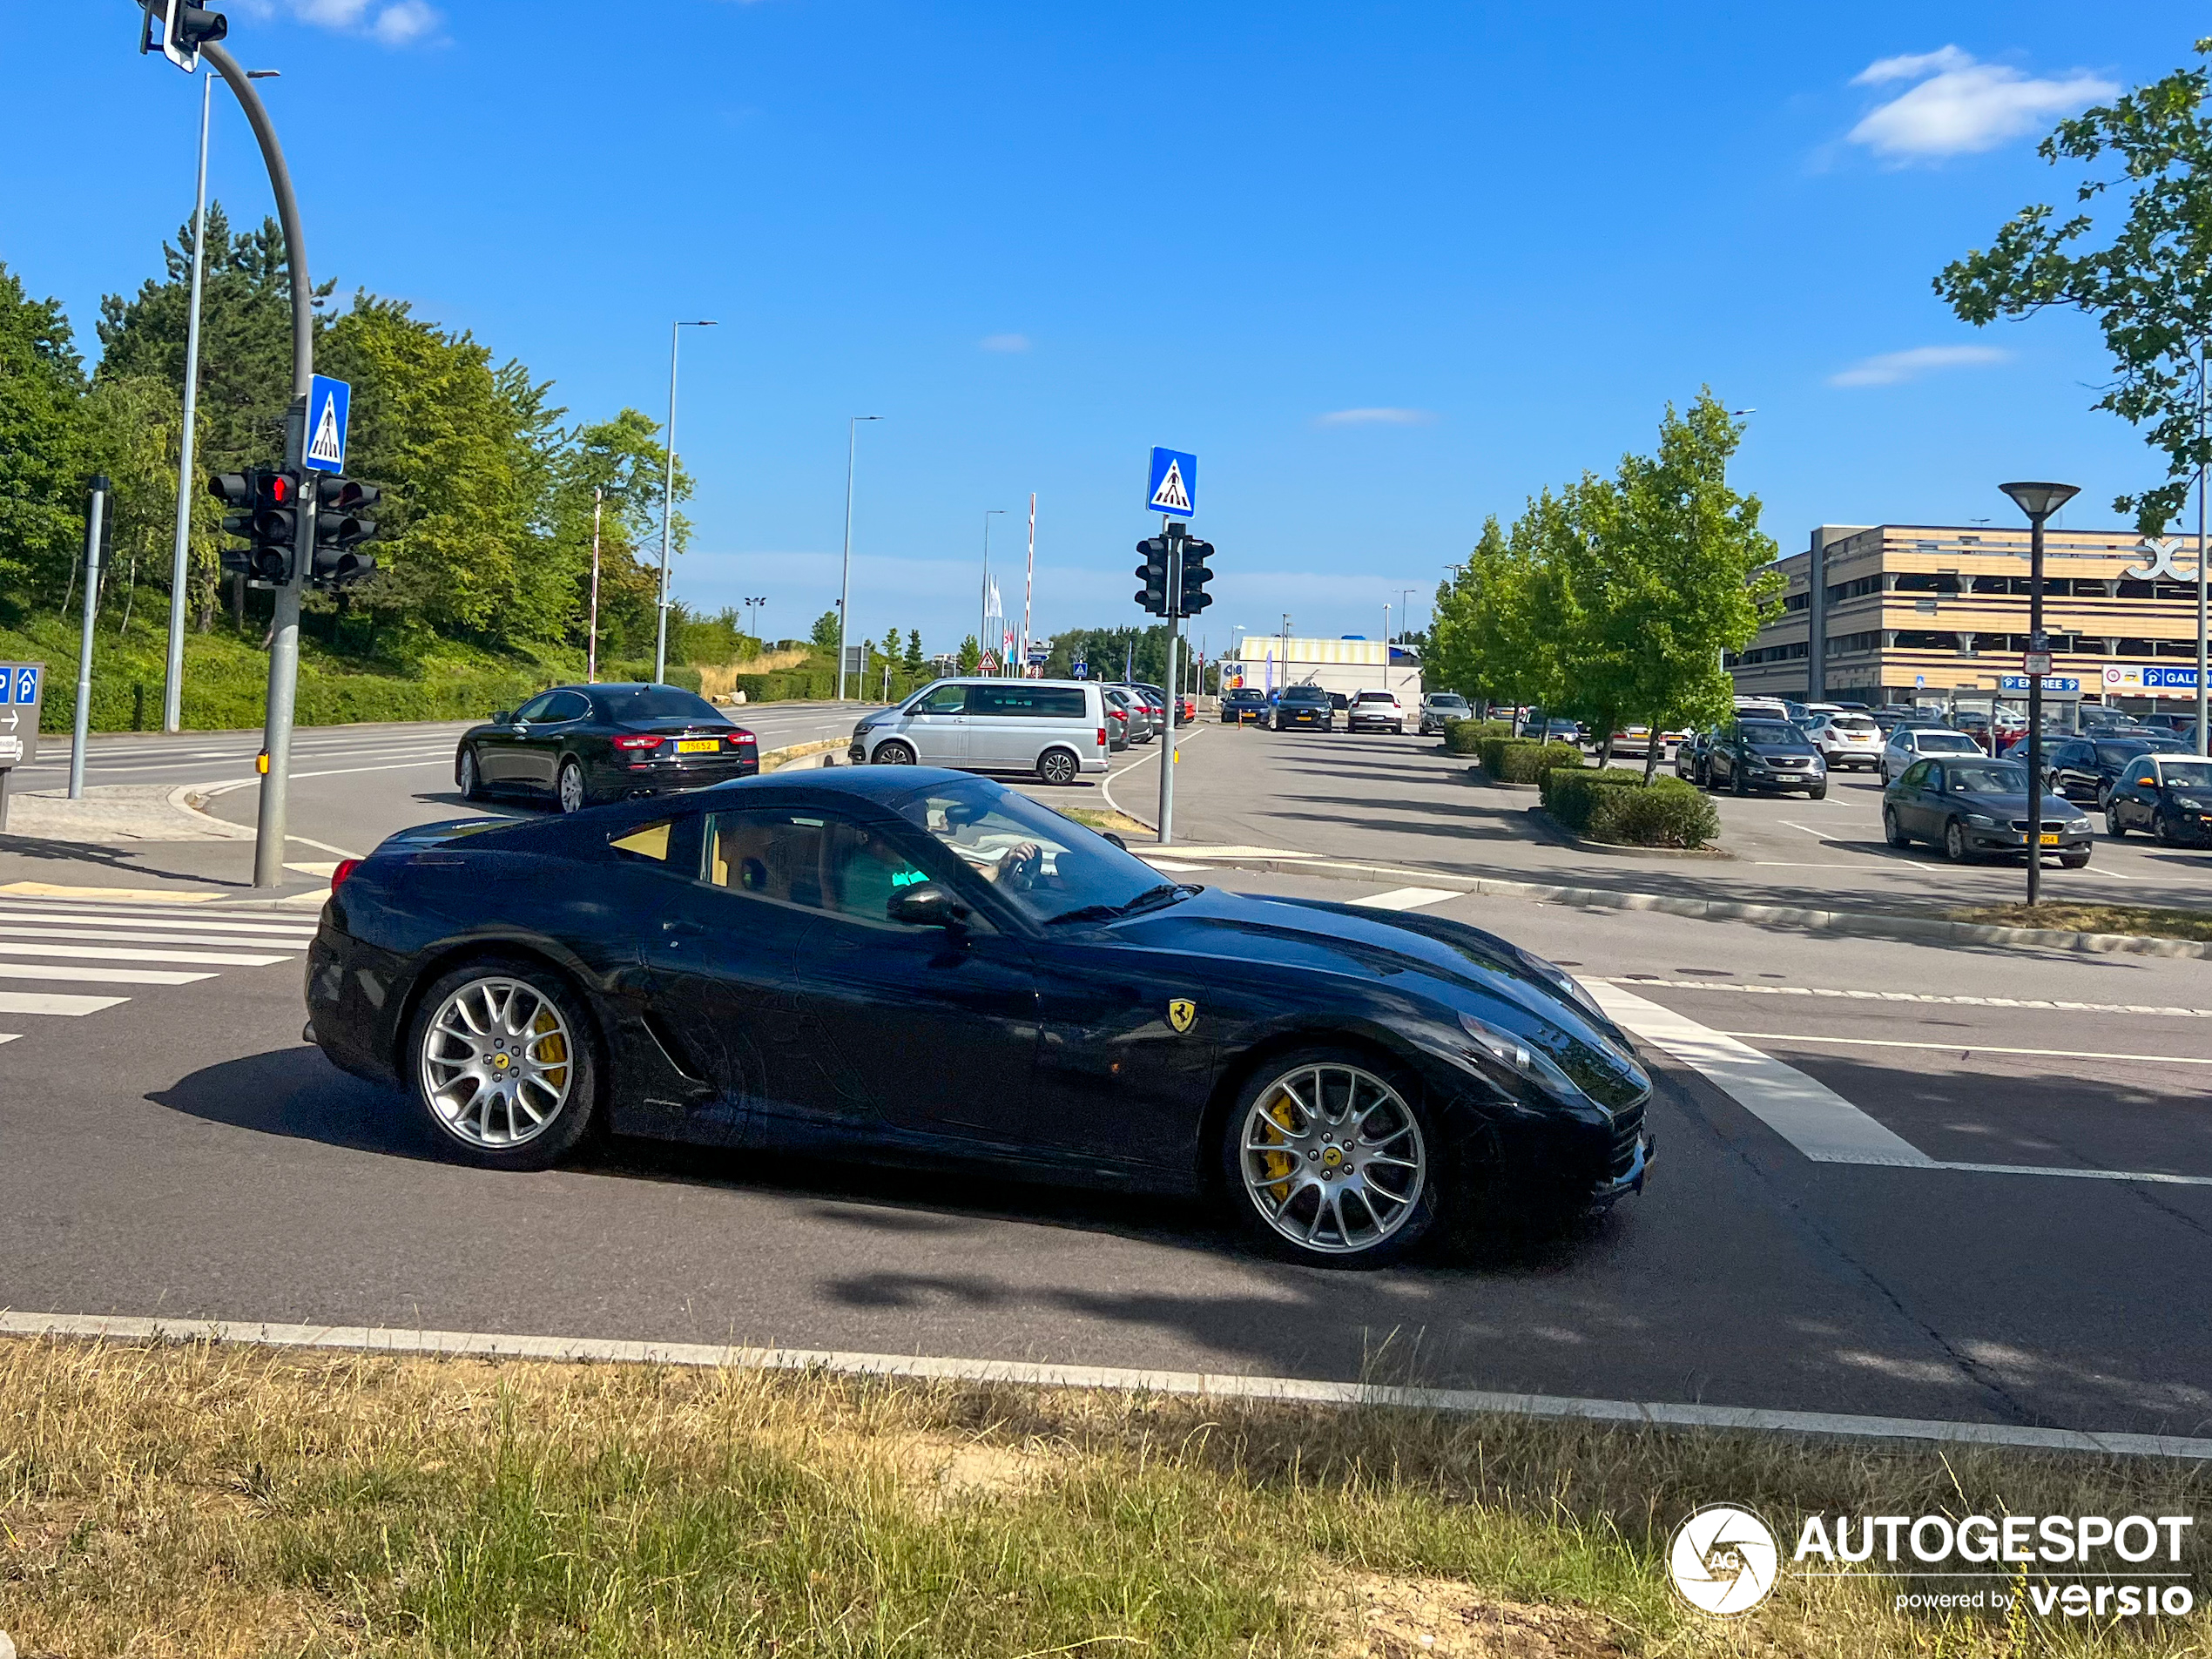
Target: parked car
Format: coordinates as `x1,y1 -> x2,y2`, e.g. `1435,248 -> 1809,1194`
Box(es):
1346,689 -> 1406,733
2046,734 -> 2190,809
848,678 -> 1109,786
1418,692 -> 1472,735
1103,685 -> 1156,745
1103,703 -> 1129,752
1127,682 -> 1191,727
1878,725 -> 1983,785
1220,687 -> 1271,724
2140,712 -> 2202,744
2103,752 -> 2212,844
1882,755 -> 2094,867
1327,691 -> 1351,715
456,683 -> 759,815
1527,717 -> 1584,745
1272,685 -> 1336,731
1705,718 -> 1827,797
1674,727 -> 1710,782
1803,711 -> 1885,772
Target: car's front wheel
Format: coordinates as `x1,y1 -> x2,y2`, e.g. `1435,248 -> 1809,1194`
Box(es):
1037,746 -> 1079,786
556,758 -> 590,814
1223,1049 -> 1440,1267
2107,803 -> 2126,837
1944,819 -> 1973,863
408,960 -> 598,1171
874,739 -> 916,765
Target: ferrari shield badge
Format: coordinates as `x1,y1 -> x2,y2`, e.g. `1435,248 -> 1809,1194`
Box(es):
1167,998 -> 1197,1035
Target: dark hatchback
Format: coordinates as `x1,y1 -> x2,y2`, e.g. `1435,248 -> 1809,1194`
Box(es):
2105,752 -> 2212,845
1882,755 -> 2093,866
306,769 -> 1652,1268
1272,685 -> 1335,731
455,683 -> 759,814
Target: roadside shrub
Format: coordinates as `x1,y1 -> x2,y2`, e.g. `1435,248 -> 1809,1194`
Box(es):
1552,772 -> 1719,848
1441,718 -> 1487,754
1480,738 -> 1585,784
1541,766 -> 1642,830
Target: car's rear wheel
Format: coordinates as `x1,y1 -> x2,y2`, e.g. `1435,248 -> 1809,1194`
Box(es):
458,746 -> 485,801
1944,819 -> 1973,863
557,758 -> 589,814
408,960 -> 598,1171
1037,746 -> 1079,786
874,739 -> 916,765
1223,1049 -> 1440,1267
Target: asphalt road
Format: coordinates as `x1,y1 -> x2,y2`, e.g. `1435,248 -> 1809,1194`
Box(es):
1,713 -> 2208,1439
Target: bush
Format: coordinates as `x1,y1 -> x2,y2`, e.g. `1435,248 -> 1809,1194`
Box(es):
1478,738 -> 1585,785
1544,769 -> 1718,848
1441,718 -> 1494,754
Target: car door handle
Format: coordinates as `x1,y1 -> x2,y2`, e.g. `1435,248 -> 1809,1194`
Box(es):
662,918 -> 706,937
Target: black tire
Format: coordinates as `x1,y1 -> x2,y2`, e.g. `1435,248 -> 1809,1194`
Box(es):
405,957 -> 600,1172
457,745 -> 485,802
556,757 -> 590,815
1944,819 -> 1973,864
1037,746 -> 1079,786
1807,785 -> 1827,800
2107,803 -> 2126,837
2060,851 -> 2091,869
1730,765 -> 1746,797
1219,1045 -> 1443,1268
874,739 -> 916,765
1883,806 -> 1911,849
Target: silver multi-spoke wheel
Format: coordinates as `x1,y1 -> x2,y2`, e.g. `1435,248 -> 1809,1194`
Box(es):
418,976 -> 577,1150
1238,1062 -> 1427,1257
558,760 -> 587,814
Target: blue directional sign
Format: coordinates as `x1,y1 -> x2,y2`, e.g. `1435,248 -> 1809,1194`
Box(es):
304,374 -> 351,475
12,665 -> 38,705
1999,675 -> 2080,694
1145,447 -> 1197,517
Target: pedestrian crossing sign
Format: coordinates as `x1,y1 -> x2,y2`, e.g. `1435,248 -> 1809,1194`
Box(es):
305,375 -> 350,474
1146,447 -> 1197,517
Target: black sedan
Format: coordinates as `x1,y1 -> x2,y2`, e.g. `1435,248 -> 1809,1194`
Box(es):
455,683 -> 759,814
1881,755 -> 2094,867
1703,718 -> 1826,797
1272,686 -> 1335,731
2104,752 -> 2212,845
306,769 -> 1652,1267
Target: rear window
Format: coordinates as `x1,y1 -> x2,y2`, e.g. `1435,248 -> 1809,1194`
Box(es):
1829,717 -> 1877,732
1355,692 -> 1397,704
597,688 -> 724,724
971,685 -> 1089,718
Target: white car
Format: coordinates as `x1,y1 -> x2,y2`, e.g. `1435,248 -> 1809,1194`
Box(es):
1805,711 -> 1885,771
1878,725 -> 1983,785
1346,689 -> 1406,733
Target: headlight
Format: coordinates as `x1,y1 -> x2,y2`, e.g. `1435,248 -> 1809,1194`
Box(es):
1966,813 -> 1996,828
1458,1012 -> 1586,1101
2174,796 -> 2208,812
2067,817 -> 2094,833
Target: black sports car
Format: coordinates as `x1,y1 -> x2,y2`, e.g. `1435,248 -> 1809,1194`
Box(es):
455,683 -> 759,814
307,769 -> 1652,1266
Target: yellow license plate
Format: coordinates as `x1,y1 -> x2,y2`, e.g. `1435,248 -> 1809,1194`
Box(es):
2039,833 -> 2060,846
677,738 -> 721,753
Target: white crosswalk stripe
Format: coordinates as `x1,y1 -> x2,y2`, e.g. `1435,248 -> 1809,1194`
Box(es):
0,898 -> 313,1029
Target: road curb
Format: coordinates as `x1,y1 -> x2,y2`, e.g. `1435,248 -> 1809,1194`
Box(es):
759,738 -> 844,773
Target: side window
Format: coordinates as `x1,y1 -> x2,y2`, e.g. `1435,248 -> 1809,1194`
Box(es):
911,684 -> 968,716
704,810 -> 932,924
544,691 -> 591,722
1899,759 -> 1932,790
514,692 -> 560,722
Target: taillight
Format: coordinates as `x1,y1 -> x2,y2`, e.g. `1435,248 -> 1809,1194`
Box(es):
726,731 -> 756,747
613,734 -> 664,751
331,858 -> 361,893
1097,727 -> 1108,747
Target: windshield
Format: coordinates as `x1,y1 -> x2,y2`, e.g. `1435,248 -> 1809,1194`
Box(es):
596,687 -> 725,724
1739,722 -> 1800,744
1429,697 -> 1468,711
2161,760 -> 2212,788
1281,688 -> 1330,704
1945,763 -> 2027,794
894,779 -> 1184,927
1919,733 -> 1979,752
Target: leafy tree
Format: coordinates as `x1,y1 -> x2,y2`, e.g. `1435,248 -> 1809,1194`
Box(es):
811,610 -> 841,653
904,629 -> 925,676
1935,42 -> 2212,530
0,262 -> 90,614
956,634 -> 981,673
79,374 -> 189,637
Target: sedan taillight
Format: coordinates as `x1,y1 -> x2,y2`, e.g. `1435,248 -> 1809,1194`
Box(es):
331,858 -> 361,893
725,731 -> 757,748
613,734 -> 664,751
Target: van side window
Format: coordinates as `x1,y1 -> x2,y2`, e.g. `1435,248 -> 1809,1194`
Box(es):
970,685 -> 1087,718
911,684 -> 968,715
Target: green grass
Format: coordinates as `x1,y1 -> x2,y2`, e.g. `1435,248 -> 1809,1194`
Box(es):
1945,903 -> 2212,943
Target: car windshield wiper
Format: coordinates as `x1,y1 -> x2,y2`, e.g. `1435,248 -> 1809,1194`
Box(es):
1046,882 -> 1192,927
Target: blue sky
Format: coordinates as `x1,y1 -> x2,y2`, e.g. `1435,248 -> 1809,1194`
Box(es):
6,3 -> 2206,655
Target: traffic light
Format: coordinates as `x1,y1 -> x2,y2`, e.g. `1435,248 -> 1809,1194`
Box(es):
209,468 -> 300,585
140,1 -> 227,71
1134,536 -> 1171,616
309,476 -> 381,588
1178,537 -> 1215,617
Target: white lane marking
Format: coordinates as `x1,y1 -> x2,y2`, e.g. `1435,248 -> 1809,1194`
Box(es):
0,961 -> 213,986
1720,1032 -> 2212,1067
1929,1162 -> 2212,1188
285,862 -> 341,879
0,941 -> 290,968
1353,887 -> 1461,911
1138,859 -> 1207,872
1585,981 -> 1936,1166
5,1312 -> 2208,1461
0,908 -> 317,940
0,924 -> 314,952
0,1033 -> 17,1046
1777,819 -> 1835,840
288,836 -> 363,859
1100,723 -> 1210,826
1595,977 -> 2212,1019
0,992 -> 129,1015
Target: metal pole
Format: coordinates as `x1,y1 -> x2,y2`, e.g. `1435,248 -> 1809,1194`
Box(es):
838,418 -> 857,701
655,322 -> 679,686
163,70 -> 214,735
70,478 -> 110,800
2197,344 -> 2207,756
587,487 -> 603,684
197,42 -> 312,889
1158,518 -> 1182,846
2027,511 -> 2047,908
1022,493 -> 1035,678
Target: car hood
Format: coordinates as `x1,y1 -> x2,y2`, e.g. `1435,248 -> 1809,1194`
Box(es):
1103,887 -> 1649,1109
1928,790 -> 2082,819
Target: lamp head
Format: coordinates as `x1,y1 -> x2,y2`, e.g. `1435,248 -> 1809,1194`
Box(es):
2000,481 -> 2080,522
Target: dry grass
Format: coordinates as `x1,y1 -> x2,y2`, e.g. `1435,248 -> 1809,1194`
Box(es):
1061,806 -> 1157,838
698,651 -> 813,699
1945,903 -> 2212,944
1,1337 -> 2207,1657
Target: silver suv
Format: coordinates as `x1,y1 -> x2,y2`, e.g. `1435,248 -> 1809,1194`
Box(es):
1418,693 -> 1470,736
1346,690 -> 1406,733
850,678 -> 1109,785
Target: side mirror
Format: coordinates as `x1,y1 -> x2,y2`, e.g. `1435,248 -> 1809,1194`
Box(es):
1102,831 -> 1129,851
887,882 -> 969,932
491,710 -> 514,725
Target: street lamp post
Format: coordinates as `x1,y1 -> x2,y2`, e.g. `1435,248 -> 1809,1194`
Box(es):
163,64 -> 277,735
587,487 -> 602,683
2000,480 -> 2080,908
836,415 -> 880,700
980,509 -> 1005,672
654,319 -> 717,686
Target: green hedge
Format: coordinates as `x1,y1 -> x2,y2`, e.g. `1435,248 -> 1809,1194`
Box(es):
1477,738 -> 1585,784
1543,767 -> 1718,848
1441,718 -> 1514,754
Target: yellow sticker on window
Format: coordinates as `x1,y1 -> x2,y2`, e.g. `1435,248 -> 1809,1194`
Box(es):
610,821 -> 671,862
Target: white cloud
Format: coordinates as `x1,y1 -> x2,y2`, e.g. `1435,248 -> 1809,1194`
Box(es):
1313,408 -> 1436,428
1846,47 -> 2114,158
979,334 -> 1031,353
372,1 -> 440,44
234,0 -> 442,45
1829,344 -> 2011,388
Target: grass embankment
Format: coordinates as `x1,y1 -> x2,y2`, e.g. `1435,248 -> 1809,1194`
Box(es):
1946,903 -> 2212,944
1063,806 -> 1157,838
2,1338 -> 2206,1657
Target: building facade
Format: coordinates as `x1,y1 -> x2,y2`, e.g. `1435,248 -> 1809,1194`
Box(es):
1222,636 -> 1424,703
1728,523 -> 2209,708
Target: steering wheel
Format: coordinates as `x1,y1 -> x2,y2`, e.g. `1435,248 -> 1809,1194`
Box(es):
999,841 -> 1045,893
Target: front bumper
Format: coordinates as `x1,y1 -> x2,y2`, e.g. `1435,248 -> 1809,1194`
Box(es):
1740,767 -> 1824,792
1962,823 -> 2094,856
2157,810 -> 2212,845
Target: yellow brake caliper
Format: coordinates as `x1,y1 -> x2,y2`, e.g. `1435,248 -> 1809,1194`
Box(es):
531,1008 -> 569,1091
1259,1096 -> 1298,1203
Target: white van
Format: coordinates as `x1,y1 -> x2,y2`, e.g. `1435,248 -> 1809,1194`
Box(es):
847,678 -> 1109,785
